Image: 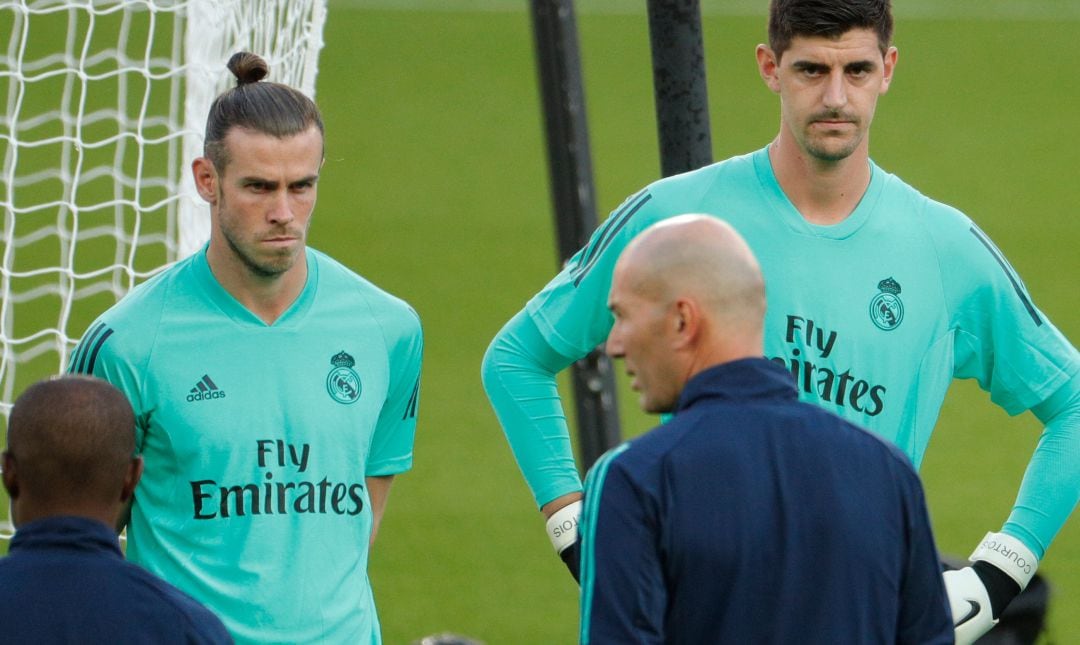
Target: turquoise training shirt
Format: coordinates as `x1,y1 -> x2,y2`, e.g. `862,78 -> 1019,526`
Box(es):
70,246 -> 423,644
486,146 -> 1079,556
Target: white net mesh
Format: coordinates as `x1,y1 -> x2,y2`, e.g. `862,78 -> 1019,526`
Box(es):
0,0 -> 327,540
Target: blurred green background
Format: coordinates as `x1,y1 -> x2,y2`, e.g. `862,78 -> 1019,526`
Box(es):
3,1 -> 1079,643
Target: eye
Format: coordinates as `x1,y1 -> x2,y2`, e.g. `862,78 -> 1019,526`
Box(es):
846,64 -> 874,80
794,63 -> 828,78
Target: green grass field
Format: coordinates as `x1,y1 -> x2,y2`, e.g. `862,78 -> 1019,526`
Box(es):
3,1 -> 1079,643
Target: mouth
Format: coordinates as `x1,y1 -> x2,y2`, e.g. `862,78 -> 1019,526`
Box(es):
811,115 -> 856,128
262,234 -> 300,246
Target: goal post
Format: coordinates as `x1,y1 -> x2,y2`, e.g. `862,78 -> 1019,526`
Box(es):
0,0 -> 328,542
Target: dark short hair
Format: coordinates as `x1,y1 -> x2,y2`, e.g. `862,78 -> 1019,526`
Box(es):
6,375 -> 135,506
203,51 -> 325,173
768,0 -> 893,59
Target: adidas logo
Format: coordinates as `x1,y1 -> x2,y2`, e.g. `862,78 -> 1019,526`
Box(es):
186,374 -> 226,402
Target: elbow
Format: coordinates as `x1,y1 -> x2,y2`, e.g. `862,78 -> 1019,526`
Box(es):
480,333 -> 506,397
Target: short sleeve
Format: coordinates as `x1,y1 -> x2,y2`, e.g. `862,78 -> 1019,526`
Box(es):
366,306 -> 423,476
937,218 -> 1079,414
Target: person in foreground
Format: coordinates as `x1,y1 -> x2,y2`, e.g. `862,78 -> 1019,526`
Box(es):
576,215 -> 952,644
481,1 -> 1078,641
0,375 -> 232,644
67,52 -> 423,643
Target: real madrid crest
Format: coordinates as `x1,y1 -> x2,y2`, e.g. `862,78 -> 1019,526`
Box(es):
869,277 -> 904,331
327,350 -> 362,404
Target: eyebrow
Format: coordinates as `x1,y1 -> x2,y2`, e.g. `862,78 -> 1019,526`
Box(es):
239,174 -> 320,186
791,59 -> 877,73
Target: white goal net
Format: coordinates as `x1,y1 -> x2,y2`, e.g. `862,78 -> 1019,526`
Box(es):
1,0 -> 327,541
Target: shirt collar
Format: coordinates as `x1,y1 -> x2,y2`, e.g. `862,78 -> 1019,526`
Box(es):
676,357 -> 798,413
9,516 -> 124,558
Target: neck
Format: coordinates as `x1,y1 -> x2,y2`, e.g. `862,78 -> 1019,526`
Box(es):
685,333 -> 763,383
206,244 -> 307,325
768,132 -> 872,226
13,502 -> 117,531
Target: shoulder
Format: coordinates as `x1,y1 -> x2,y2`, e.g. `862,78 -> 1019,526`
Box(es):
596,151 -> 758,251
869,164 -> 1014,288
78,256 -> 196,360
311,250 -> 423,352
646,150 -> 757,206
103,256 -> 192,322
605,414 -> 700,482
121,563 -> 231,641
310,249 -> 422,337
873,163 -> 978,238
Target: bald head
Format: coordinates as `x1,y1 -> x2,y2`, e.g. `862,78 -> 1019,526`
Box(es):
606,215 -> 766,413
619,214 -> 765,334
3,375 -> 140,527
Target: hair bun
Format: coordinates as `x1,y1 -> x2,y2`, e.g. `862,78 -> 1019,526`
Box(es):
227,52 -> 269,86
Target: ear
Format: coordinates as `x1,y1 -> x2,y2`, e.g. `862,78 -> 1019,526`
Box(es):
671,298 -> 701,349
756,44 -> 781,94
879,46 -> 898,95
120,456 -> 144,503
1,451 -> 17,499
192,157 -> 219,205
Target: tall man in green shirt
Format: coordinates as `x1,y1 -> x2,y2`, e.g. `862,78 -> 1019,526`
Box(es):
481,2 -> 1078,642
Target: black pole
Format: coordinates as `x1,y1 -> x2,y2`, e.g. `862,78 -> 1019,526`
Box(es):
529,0 -> 622,472
647,0 -> 713,176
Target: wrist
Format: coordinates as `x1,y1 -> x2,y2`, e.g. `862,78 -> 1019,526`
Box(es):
545,500 -> 582,554
971,561 -> 1019,619
969,531 -> 1038,590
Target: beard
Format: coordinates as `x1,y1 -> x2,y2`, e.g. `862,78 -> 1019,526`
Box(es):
222,228 -> 298,277
803,111 -> 864,162
217,199 -> 306,278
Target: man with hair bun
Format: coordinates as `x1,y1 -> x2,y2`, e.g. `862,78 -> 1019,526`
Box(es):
69,52 -> 424,644
0,375 -> 232,644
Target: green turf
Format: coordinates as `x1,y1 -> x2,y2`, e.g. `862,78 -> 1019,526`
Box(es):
4,3 -> 1078,643
319,7 -> 1078,643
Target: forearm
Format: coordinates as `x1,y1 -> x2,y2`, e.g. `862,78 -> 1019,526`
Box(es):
366,475 -> 394,549
942,382 -> 1079,643
481,310 -> 582,508
1002,377 -> 1080,558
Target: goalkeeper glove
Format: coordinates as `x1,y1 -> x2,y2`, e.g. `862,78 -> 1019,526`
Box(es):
943,531 -> 1038,645
546,500 -> 582,583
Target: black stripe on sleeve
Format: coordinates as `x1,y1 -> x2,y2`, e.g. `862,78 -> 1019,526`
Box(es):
969,226 -> 1042,327
402,376 -> 420,421
570,189 -> 649,277
571,192 -> 653,287
81,326 -> 115,375
69,322 -> 105,374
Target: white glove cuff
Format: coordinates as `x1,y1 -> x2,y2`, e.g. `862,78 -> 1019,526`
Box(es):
545,500 -> 582,554
970,531 -> 1038,590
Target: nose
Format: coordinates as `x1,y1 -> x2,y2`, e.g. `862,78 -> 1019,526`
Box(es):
267,190 -> 294,224
605,330 -> 624,359
822,70 -> 847,110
